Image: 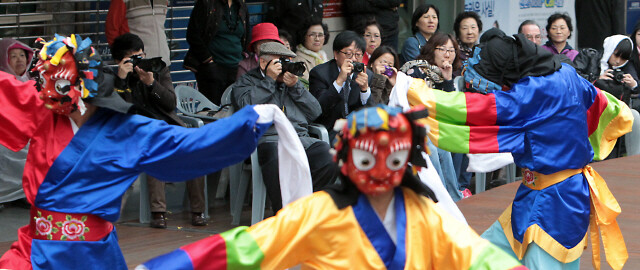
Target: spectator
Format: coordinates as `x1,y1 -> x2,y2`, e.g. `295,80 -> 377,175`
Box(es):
0,39 -> 32,207
596,35 -> 640,158
279,29 -> 293,51
232,42 -> 337,213
106,0 -> 171,67
542,13 -> 579,61
595,36 -> 639,105
344,0 -> 400,50
399,32 -> 464,200
293,18 -> 330,85
309,31 -> 374,138
453,11 -> 482,61
0,39 -> 33,82
357,18 -> 382,65
367,45 -> 399,104
111,33 -> 207,228
401,4 -> 439,64
630,21 -> 640,111
185,0 -> 249,105
266,0 -> 323,45
237,23 -> 283,79
518,20 -> 542,45
416,32 -> 462,91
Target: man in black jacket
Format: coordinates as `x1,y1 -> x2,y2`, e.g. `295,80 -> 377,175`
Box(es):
265,0 -> 323,45
112,33 -> 207,228
309,31 -> 374,139
232,42 -> 337,213
344,0 -> 401,50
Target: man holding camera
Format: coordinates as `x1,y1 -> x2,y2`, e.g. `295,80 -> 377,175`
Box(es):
232,41 -> 337,213
111,33 -> 207,228
309,31 -> 374,138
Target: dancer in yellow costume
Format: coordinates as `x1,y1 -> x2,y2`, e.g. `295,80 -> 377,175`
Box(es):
137,105 -> 525,270
389,28 -> 631,269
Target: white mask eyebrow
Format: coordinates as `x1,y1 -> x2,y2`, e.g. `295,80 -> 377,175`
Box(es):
354,139 -> 377,155
51,66 -> 77,82
391,140 -> 411,152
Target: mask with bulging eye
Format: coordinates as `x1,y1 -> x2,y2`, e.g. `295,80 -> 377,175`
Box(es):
34,52 -> 84,115
342,112 -> 413,195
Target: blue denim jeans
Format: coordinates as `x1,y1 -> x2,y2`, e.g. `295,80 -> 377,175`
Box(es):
427,140 -> 463,201
452,153 -> 472,190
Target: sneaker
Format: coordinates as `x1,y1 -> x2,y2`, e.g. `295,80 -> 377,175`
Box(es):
150,212 -> 167,229
461,188 -> 472,199
191,212 -> 207,226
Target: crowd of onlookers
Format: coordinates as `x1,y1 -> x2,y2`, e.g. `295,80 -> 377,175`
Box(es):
1,0 -> 639,226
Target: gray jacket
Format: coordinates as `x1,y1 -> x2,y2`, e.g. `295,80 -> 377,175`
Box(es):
232,67 -> 322,147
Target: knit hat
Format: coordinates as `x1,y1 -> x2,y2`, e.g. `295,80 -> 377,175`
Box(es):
249,23 -> 283,52
259,42 -> 296,58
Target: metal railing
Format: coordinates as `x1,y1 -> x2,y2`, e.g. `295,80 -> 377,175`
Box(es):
0,0 -> 269,86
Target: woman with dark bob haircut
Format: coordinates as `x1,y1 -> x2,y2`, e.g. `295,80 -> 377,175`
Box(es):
453,11 -> 482,61
293,17 -> 330,84
542,13 -> 578,61
401,4 -> 439,64
399,32 -> 465,202
367,45 -> 400,104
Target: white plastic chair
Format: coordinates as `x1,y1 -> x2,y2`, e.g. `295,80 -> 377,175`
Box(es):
175,85 -> 219,121
222,85 -> 329,225
475,163 -> 518,194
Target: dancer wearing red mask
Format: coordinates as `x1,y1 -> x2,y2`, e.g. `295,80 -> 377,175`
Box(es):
137,105 -> 525,270
0,34 -> 304,270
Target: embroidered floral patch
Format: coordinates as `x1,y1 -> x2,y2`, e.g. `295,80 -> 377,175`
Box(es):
55,215 -> 90,241
523,169 -> 536,186
34,211 -> 58,240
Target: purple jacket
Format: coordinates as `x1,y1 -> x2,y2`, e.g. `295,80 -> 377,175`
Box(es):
542,41 -> 579,61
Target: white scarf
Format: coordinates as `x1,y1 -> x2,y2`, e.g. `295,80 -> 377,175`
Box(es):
253,104 -> 312,205
296,44 -> 328,66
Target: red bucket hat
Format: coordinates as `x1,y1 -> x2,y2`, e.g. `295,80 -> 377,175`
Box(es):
249,23 -> 283,52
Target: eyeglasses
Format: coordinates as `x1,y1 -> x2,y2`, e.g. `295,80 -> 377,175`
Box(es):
364,33 -> 381,40
435,47 -> 455,54
339,50 -> 364,59
307,33 -> 325,39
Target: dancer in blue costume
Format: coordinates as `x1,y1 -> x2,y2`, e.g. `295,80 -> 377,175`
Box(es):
0,34 -> 302,269
390,28 -> 632,269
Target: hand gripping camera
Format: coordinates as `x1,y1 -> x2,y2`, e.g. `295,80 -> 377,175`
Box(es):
279,57 -> 306,76
612,68 -> 625,84
126,55 -> 166,74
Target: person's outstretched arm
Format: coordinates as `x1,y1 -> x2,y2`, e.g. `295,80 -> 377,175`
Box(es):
0,72 -> 48,151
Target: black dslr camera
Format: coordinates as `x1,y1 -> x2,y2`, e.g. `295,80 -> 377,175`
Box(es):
612,68 -> 625,84
279,57 -> 306,76
126,55 -> 166,74
352,62 -> 365,73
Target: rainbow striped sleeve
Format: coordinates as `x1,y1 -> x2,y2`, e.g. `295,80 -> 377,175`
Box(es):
407,79 -> 516,154
139,227 -> 265,270
138,193 -> 331,270
586,89 -> 634,160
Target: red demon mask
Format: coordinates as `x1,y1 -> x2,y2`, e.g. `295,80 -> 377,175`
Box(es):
35,52 -> 83,115
335,106 -> 415,195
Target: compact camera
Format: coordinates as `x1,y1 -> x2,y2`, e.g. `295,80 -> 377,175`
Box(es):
279,57 -> 306,76
352,62 -> 365,73
382,66 -> 395,77
612,68 -> 625,84
126,55 -> 166,74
